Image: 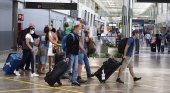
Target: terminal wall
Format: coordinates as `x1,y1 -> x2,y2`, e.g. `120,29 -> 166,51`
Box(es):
0,0 -> 13,51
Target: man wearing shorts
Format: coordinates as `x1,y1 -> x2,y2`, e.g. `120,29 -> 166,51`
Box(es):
116,31 -> 142,84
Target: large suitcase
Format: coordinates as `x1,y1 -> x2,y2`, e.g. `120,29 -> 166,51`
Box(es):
94,58 -> 124,83
3,53 -> 22,74
55,53 -> 65,65
151,43 -> 156,52
44,61 -> 68,86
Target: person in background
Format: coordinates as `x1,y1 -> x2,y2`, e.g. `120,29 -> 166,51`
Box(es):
116,31 -> 141,84
145,32 -> 151,47
77,21 -> 94,84
66,25 -> 81,86
45,26 -> 60,72
97,26 -> 101,40
84,31 -> 94,78
166,30 -> 170,53
14,26 -> 39,77
156,34 -> 162,53
37,26 -> 48,74
19,23 -> 38,71
139,32 -> 144,47
57,27 -> 65,42
64,22 -> 69,31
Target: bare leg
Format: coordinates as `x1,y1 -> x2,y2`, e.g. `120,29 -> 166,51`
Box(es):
117,68 -> 124,78
129,67 -> 142,81
41,64 -> 46,73
129,67 -> 135,78
78,64 -> 82,77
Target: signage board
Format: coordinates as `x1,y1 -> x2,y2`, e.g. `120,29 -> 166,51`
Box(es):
25,2 -> 77,10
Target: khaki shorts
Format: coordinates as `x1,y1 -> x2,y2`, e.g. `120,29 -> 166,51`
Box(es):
120,57 -> 134,70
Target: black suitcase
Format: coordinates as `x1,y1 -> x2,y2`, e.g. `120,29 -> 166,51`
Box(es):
44,61 -> 68,86
94,58 -> 124,83
55,53 -> 65,65
161,45 -> 164,53
151,43 -> 156,52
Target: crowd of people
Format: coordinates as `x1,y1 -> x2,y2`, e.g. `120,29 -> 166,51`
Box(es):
142,30 -> 170,53
12,20 -> 145,86
14,20 -> 95,86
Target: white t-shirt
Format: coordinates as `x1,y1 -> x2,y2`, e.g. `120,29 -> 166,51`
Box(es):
25,34 -> 34,43
145,34 -> 151,40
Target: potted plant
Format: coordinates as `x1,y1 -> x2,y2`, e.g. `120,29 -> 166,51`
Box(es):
88,53 -> 109,67
113,51 -> 123,62
105,42 -> 117,56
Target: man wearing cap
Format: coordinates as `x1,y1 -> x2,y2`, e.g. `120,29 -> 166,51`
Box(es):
116,31 -> 142,84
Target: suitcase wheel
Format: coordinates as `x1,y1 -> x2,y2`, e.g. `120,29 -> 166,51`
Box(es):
100,81 -> 106,83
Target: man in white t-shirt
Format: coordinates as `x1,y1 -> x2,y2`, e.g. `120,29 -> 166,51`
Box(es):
145,33 -> 151,47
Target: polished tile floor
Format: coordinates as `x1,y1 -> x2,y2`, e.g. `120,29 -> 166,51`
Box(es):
0,46 -> 170,93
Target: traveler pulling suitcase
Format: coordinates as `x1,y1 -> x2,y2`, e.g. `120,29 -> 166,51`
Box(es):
94,58 -> 124,83
44,53 -> 67,86
3,53 -> 22,74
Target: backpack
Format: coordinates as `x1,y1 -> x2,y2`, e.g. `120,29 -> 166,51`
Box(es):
87,39 -> 96,55
118,37 -> 133,54
61,33 -> 75,52
167,34 -> 170,42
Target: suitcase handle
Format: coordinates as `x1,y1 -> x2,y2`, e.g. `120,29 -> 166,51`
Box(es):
120,58 -> 125,65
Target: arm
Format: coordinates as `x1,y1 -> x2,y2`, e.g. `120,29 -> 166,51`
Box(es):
124,38 -> 133,58
49,32 -> 60,46
25,37 -> 33,51
66,35 -> 73,58
123,44 -> 130,58
79,42 -> 86,53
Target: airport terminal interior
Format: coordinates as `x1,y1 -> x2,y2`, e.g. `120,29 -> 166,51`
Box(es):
1,0 -> 170,93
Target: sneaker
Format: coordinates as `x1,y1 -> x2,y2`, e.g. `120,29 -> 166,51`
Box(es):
87,74 -> 94,78
25,68 -> 31,71
72,82 -> 80,86
77,78 -> 87,84
116,78 -> 124,84
134,77 -> 142,82
31,73 -> 39,77
14,70 -> 20,76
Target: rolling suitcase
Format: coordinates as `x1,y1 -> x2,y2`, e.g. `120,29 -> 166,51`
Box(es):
151,43 -> 156,52
44,61 -> 68,86
55,53 -> 65,65
3,53 -> 22,74
94,58 -> 124,83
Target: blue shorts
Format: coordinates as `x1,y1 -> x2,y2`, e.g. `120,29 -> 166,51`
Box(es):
78,52 -> 84,65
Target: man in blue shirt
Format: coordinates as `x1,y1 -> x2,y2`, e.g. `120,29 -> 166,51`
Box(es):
116,31 -> 142,84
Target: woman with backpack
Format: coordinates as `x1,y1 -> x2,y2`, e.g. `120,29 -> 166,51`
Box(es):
14,26 -> 39,77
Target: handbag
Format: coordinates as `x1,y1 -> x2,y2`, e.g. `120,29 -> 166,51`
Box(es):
52,45 -> 59,54
87,39 -> 96,55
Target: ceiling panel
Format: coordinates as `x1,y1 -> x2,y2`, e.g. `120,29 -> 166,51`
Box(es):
100,0 -> 153,17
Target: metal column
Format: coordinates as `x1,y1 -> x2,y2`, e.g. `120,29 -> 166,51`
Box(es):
128,0 -> 133,37
122,0 -> 128,38
12,0 -> 18,50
